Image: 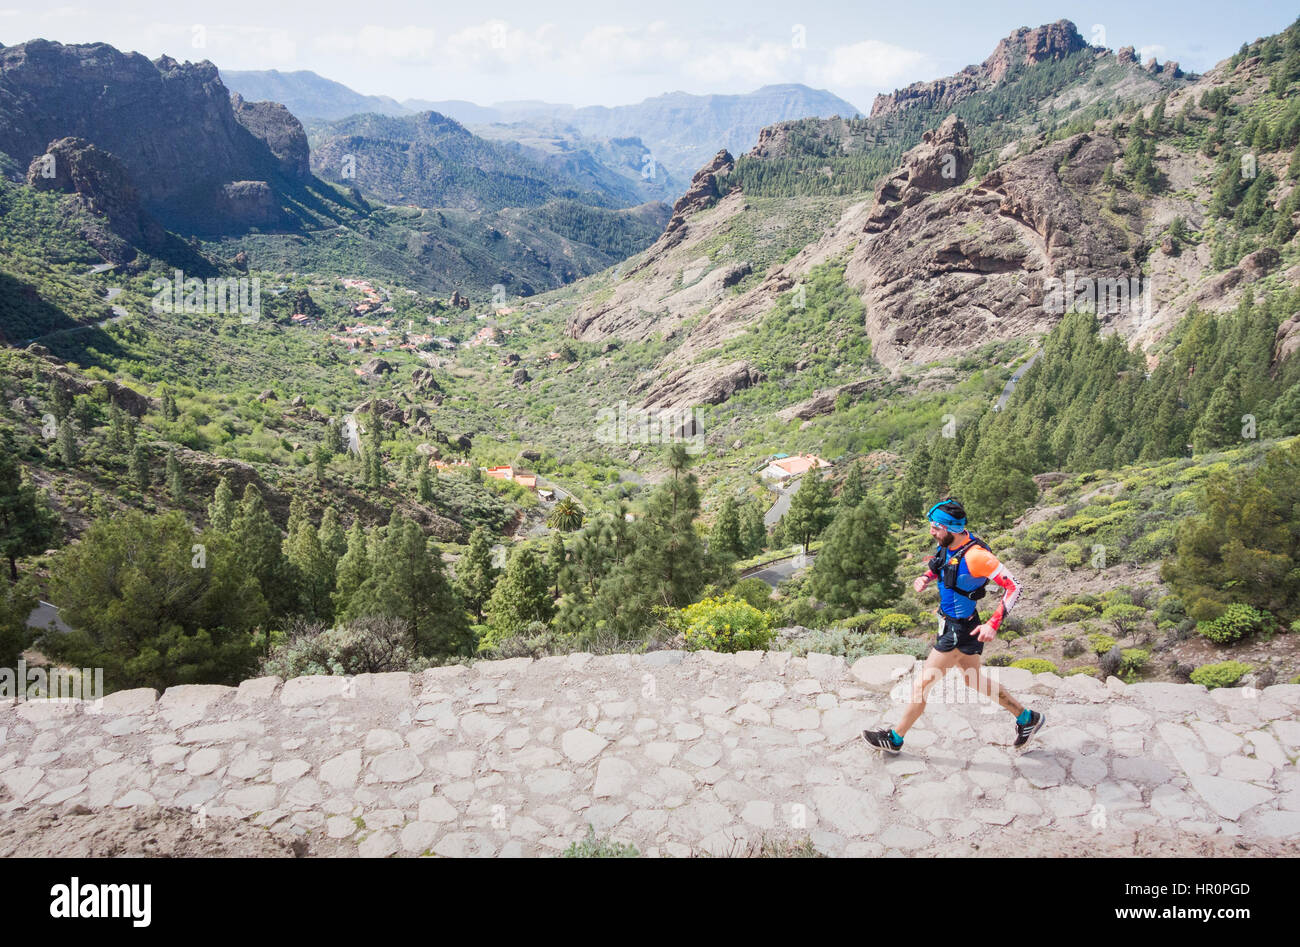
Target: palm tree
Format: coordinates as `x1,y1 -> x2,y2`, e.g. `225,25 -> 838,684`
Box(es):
547,497 -> 585,532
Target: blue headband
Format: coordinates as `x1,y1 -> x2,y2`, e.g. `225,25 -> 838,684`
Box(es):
926,502 -> 966,530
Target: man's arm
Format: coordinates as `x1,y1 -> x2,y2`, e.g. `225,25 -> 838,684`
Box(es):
964,548 -> 1021,637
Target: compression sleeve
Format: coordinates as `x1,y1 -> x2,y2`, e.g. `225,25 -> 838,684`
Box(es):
986,565 -> 1021,631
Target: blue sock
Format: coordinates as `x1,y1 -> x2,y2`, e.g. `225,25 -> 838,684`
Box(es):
889,729 -> 904,747
1016,708 -> 1033,726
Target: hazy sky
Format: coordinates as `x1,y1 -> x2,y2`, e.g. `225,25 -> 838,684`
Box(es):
2,1 -> 1296,110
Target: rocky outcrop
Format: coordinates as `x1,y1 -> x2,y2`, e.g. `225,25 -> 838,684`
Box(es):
872,20 -> 1092,118
870,70 -> 981,119
640,360 -> 763,410
865,116 -> 974,233
657,149 -> 734,249
982,19 -> 1090,82
1272,313 -> 1300,370
25,137 -> 166,261
229,94 -> 311,181
0,40 -> 309,234
847,131 -> 1132,368
776,380 -> 878,423
216,181 -> 282,229
361,358 -> 394,376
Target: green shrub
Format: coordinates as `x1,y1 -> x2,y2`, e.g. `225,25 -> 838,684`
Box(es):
562,825 -> 639,858
1119,648 -> 1150,681
985,654 -> 1013,667
1189,660 -> 1253,689
1101,603 -> 1146,637
1061,635 -> 1085,658
1087,632 -> 1117,655
1010,658 -> 1059,674
680,595 -> 773,653
1067,664 -> 1099,676
876,613 -> 914,635
1196,604 -> 1272,644
728,577 -> 775,612
776,627 -> 928,662
1061,543 -> 1085,569
1047,603 -> 1096,623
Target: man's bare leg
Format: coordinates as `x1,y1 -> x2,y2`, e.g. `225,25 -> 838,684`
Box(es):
956,652 -> 1024,716
895,647 -> 963,737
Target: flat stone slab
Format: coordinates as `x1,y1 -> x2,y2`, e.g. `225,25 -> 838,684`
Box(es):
0,652 -> 1295,856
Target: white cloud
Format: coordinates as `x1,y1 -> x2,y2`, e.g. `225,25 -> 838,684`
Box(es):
1137,44 -> 1167,62
314,25 -> 436,63
684,41 -> 797,86
810,39 -> 929,89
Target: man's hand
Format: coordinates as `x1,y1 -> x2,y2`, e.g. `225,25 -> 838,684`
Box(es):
912,575 -> 930,594
974,622 -> 997,643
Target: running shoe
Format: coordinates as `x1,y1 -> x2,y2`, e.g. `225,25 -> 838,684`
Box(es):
862,728 -> 902,754
1014,710 -> 1046,748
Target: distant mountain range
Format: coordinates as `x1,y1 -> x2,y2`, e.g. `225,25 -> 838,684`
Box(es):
220,72 -> 864,187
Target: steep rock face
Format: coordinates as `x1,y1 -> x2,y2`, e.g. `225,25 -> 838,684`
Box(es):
982,20 -> 1090,82
864,115 -> 974,232
1274,313 -> 1300,370
871,19 -> 1095,118
0,40 -> 302,233
846,132 -> 1131,368
639,359 -> 764,410
25,136 -> 165,261
656,148 -> 734,250
230,94 -> 311,181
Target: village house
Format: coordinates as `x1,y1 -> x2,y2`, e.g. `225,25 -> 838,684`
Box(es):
482,465 -> 538,491
760,453 -> 832,481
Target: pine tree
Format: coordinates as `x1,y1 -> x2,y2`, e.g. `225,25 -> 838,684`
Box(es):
486,546 -> 555,635
344,514 -> 471,657
838,461 -> 866,508
417,466 -> 434,502
106,403 -> 126,455
782,472 -> 833,553
808,499 -> 902,615
738,501 -> 767,556
332,523 -> 371,618
208,476 -> 236,533
893,441 -> 930,525
963,440 -> 1039,529
0,450 -> 59,581
129,443 -> 150,493
456,527 -> 498,622
709,497 -> 744,561
319,508 -> 347,567
285,512 -> 334,621
231,484 -> 293,617
1191,368 -> 1243,452
165,451 -> 185,503
55,418 -> 79,467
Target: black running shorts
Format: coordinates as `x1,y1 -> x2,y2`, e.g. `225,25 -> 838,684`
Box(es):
935,613 -> 984,655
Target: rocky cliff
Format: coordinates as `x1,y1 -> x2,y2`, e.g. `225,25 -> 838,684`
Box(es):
871,20 -> 1102,118
1,652 -> 1296,857
0,40 -> 310,233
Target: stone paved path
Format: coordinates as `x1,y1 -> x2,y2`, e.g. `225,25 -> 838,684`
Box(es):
2,652 -> 1298,857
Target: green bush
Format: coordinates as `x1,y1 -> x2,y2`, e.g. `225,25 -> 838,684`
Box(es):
985,654 -> 1013,667
1196,604 -> 1272,644
1087,632 -> 1117,655
1047,603 -> 1096,623
876,613 -> 914,635
776,627 -> 928,662
562,825 -> 639,858
680,595 -> 773,653
1189,660 -> 1253,689
1119,648 -> 1150,681
1101,603 -> 1146,637
1061,543 -> 1085,569
728,577 -> 775,612
1067,664 -> 1099,676
1010,658 -> 1059,674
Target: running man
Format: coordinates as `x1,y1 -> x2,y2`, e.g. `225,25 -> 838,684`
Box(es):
863,498 -> 1044,753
